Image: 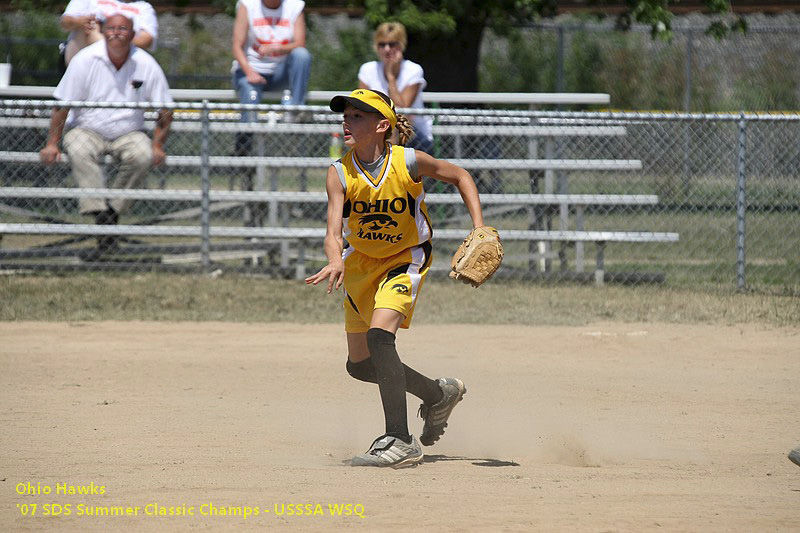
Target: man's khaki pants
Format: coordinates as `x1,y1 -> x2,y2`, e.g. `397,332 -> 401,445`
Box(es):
63,128 -> 152,215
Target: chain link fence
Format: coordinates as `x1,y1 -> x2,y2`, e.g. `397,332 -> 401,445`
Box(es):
481,18 -> 800,112
1,100 -> 797,292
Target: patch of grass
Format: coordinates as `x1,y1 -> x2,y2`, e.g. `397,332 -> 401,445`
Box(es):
1,273 -> 797,327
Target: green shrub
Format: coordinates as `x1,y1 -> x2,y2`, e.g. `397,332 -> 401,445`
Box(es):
565,31 -> 604,96
308,25 -> 373,90
0,10 -> 63,86
479,28 -> 557,93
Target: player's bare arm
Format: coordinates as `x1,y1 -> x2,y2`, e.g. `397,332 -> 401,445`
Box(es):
416,151 -> 484,228
305,166 -> 345,293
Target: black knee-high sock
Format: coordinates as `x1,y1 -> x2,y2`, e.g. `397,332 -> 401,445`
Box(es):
347,358 -> 443,407
366,328 -> 409,441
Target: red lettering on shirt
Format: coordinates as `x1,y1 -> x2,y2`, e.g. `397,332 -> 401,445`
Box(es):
253,17 -> 289,27
254,39 -> 290,46
97,0 -> 141,15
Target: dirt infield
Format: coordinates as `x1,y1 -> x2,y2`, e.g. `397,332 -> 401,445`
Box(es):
2,321 -> 799,531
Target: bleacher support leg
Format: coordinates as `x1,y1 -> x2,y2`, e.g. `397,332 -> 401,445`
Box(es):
595,241 -> 606,286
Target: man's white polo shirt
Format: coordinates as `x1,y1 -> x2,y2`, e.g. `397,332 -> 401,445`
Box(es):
54,39 -> 173,141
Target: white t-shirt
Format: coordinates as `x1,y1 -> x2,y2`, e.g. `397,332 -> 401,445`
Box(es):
54,40 -> 173,140
358,59 -> 433,143
232,0 -> 305,76
62,0 -> 159,52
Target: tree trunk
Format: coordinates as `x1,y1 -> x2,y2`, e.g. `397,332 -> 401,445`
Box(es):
404,19 -> 486,92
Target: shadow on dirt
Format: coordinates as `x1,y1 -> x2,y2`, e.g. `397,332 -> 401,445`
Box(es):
423,454 -> 519,467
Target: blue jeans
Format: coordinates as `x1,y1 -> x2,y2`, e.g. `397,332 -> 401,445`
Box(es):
233,47 -> 312,122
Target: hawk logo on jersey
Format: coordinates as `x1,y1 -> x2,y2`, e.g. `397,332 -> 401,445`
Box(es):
356,214 -> 403,243
359,213 -> 398,231
391,283 -> 409,294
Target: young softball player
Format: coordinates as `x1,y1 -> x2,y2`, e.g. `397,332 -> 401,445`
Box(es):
306,89 -> 487,468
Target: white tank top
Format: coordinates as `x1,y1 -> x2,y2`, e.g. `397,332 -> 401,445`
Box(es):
234,0 -> 305,75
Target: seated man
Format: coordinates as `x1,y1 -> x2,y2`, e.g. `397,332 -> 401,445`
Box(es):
40,11 -> 173,254
59,0 -> 158,71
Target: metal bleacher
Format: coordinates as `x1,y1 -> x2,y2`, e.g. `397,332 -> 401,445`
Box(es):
0,87 -> 678,284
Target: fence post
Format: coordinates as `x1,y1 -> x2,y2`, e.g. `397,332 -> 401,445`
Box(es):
556,26 -> 565,96
736,113 -> 747,291
167,39 -> 179,78
200,99 -> 211,272
527,107 -> 542,274
682,30 -> 694,194
683,29 -> 693,113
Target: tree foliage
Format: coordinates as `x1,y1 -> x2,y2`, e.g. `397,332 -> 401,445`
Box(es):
9,0 -> 66,10
307,0 -> 747,91
7,0 -> 746,92
308,1 -> 746,40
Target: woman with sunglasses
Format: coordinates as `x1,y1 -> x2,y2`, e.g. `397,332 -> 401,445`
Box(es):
358,22 -> 434,155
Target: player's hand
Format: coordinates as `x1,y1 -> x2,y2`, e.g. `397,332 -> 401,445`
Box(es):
305,262 -> 344,294
152,144 -> 167,166
39,144 -> 61,165
245,70 -> 267,85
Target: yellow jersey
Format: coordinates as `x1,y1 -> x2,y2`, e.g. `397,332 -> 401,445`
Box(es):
340,143 -> 432,259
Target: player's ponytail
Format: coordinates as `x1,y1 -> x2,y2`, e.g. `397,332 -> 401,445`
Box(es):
390,114 -> 415,146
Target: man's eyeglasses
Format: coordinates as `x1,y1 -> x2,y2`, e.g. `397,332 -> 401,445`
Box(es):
377,41 -> 400,49
105,26 -> 131,34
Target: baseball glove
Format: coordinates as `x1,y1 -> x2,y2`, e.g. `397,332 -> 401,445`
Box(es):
449,226 -> 504,287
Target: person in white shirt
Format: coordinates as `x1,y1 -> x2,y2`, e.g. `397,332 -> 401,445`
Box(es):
59,0 -> 158,69
231,0 -> 311,154
231,0 -> 310,107
40,12 -> 173,253
358,22 -> 433,155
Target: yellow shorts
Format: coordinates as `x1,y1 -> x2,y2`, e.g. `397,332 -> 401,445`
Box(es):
342,241 -> 432,333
